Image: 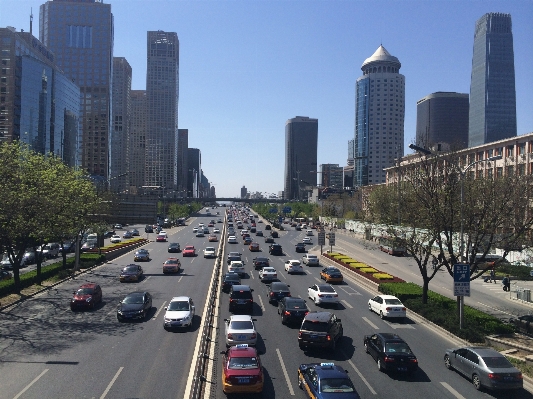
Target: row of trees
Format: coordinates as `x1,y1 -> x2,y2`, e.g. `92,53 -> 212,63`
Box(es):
0,142 -> 105,291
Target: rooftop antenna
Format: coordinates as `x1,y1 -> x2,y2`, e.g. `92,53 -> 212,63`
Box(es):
30,7 -> 33,35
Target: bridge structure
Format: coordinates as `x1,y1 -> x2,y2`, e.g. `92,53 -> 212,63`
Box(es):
174,197 -> 286,204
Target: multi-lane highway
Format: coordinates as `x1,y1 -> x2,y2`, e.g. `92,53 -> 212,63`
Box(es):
1,208 -> 532,399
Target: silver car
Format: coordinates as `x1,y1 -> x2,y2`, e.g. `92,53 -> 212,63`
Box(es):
224,315 -> 257,347
444,346 -> 523,391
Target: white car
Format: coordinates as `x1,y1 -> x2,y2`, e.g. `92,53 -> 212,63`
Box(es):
224,315 -> 257,347
258,267 -> 277,282
110,235 -> 122,243
163,296 -> 195,330
285,260 -> 304,274
228,261 -> 245,276
307,284 -> 339,307
193,227 -> 198,233
306,229 -> 314,236
203,247 -> 216,258
302,254 -> 319,266
302,237 -> 313,245
213,228 -> 220,233
1,254 -> 27,269
368,295 -> 407,319
196,231 -> 205,237
240,229 -> 249,236
228,235 -> 238,244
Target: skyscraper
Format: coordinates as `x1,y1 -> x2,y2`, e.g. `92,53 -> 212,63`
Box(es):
40,0 -> 114,178
469,13 -> 516,147
284,116 -> 318,200
145,31 -> 179,189
187,148 -> 200,198
353,45 -> 404,187
416,92 -> 469,151
129,90 -> 147,192
177,129 -> 188,196
110,57 -> 131,193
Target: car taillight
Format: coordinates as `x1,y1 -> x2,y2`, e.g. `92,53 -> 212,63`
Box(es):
230,299 -> 235,302
287,293 -> 291,297
402,307 -> 406,311
256,373 -> 263,383
318,294 -> 324,297
227,333 -> 233,339
384,356 -> 394,362
284,311 -> 290,315
270,292 -> 274,296
251,333 -> 256,339
298,332 -> 302,338
488,373 -> 501,380
410,358 -> 418,363
333,295 -> 338,297
304,311 -> 309,316
386,307 -> 392,311
326,335 -> 331,341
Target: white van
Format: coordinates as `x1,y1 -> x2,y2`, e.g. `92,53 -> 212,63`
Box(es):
306,229 -> 313,236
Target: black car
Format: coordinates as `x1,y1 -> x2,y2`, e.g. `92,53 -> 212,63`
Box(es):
227,251 -> 242,265
265,225 -> 271,230
278,297 -> 309,324
269,243 -> 283,255
295,243 -> 306,253
117,291 -> 153,321
59,241 -> 76,254
264,236 -> 274,243
364,333 -> 418,374
298,311 -> 343,351
168,242 -> 181,253
222,272 -> 241,293
103,230 -> 115,238
255,230 -> 263,237
267,282 -> 291,304
145,225 -> 154,233
252,257 -> 270,270
270,231 -> 279,238
229,285 -> 254,313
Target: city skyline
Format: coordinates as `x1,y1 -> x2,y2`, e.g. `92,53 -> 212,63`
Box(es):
1,0 -> 532,197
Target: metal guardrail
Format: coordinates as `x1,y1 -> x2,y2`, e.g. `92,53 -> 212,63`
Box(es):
516,287 -> 532,303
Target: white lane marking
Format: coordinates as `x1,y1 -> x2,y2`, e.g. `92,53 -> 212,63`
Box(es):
346,358 -> 377,395
314,277 -> 322,283
142,276 -> 151,283
440,382 -> 467,399
341,299 -> 353,309
362,316 -> 379,329
278,270 -> 287,280
13,369 -> 49,399
338,286 -> 362,295
152,301 -> 167,320
477,302 -> 514,316
276,348 -> 295,396
250,270 -> 255,279
257,295 -> 265,312
100,367 -> 123,399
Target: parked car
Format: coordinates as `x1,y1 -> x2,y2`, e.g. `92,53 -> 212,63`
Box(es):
163,296 -> 195,330
70,283 -> 102,311
298,311 -> 343,351
117,291 -> 152,322
364,333 -> 418,374
444,346 -> 523,391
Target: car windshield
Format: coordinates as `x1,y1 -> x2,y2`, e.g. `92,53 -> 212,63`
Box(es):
385,342 -> 412,353
301,320 -> 329,332
230,321 -> 253,330
123,266 -> 138,272
228,357 -> 258,369
123,295 -> 144,304
483,356 -> 514,368
384,298 -> 403,305
165,259 -> 178,265
287,300 -> 306,310
168,301 -> 190,311
76,288 -> 94,295
319,286 -> 335,293
320,378 -> 354,393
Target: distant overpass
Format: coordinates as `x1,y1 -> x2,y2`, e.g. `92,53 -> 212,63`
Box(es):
174,197 -> 286,204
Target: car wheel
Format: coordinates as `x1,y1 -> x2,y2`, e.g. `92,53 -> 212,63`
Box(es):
364,342 -> 369,353
380,311 -> 385,319
444,355 -> 452,370
472,374 -> 481,390
377,359 -> 383,372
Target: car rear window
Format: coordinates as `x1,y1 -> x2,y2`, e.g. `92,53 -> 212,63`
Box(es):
384,298 -> 403,305
320,378 -> 354,393
231,291 -> 252,299
482,356 -> 514,368
319,286 -> 335,293
230,321 -> 253,329
287,300 -> 306,310
228,357 -> 258,369
385,342 -> 412,353
301,320 -> 329,332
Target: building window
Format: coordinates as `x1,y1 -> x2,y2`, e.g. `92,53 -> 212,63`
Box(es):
497,167 -> 503,177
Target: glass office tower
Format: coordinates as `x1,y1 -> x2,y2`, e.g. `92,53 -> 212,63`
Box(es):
469,13 -> 516,147
354,45 -> 404,186
40,0 -> 114,179
284,116 -> 318,200
145,31 -> 179,189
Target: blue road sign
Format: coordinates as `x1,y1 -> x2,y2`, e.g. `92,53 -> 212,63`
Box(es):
453,264 -> 470,297
282,206 -> 292,213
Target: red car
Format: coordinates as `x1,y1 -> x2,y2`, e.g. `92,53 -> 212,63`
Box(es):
156,233 -> 167,242
221,344 -> 263,394
249,242 -> 260,252
70,283 -> 102,310
183,245 -> 196,257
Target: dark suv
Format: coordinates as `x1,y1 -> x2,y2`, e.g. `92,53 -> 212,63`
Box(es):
252,257 -> 270,270
298,312 -> 343,351
229,285 -> 254,313
269,244 -> 283,255
226,252 -> 242,265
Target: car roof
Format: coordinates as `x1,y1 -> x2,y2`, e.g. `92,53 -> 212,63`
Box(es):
270,282 -> 289,289
170,296 -> 191,302
373,333 -> 405,342
463,347 -> 505,357
229,314 -> 253,321
79,283 -> 98,289
231,285 -> 252,291
312,363 -> 349,379
303,311 -> 332,322
227,345 -> 258,357
378,294 -> 400,299
284,296 -> 305,304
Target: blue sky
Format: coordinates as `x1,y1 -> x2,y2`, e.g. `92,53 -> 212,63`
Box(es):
1,0 -> 532,197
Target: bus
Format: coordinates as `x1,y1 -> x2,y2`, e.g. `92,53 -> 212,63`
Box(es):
378,236 -> 407,256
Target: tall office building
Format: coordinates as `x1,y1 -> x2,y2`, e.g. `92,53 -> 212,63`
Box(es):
241,186 -> 248,199
353,45 -> 404,187
416,92 -> 469,151
469,13 -> 516,147
187,148 -> 200,198
110,57 -> 131,193
40,0 -> 114,178
319,164 -> 344,188
0,27 -> 80,166
284,116 -> 318,200
145,31 -> 179,189
129,90 -> 146,192
177,128 -> 188,197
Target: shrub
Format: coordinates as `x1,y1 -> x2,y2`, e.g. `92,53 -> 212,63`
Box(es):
347,262 -> 367,268
360,267 -> 378,273
373,273 -> 394,280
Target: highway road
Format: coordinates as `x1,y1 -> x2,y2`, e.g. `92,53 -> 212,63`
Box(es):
1,208 -> 532,399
